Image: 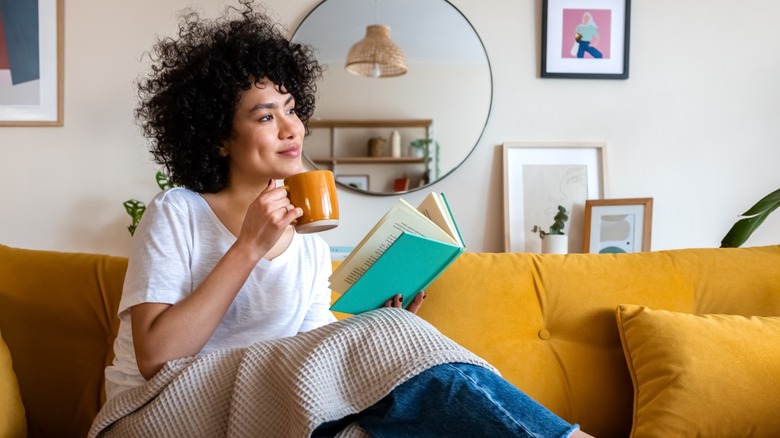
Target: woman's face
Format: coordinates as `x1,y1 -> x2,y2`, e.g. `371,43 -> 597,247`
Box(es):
222,78 -> 305,186
582,14 -> 591,24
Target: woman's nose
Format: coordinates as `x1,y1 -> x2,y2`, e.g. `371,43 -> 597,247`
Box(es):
277,116 -> 298,139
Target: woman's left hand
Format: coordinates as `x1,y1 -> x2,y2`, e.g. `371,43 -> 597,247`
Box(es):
384,291 -> 426,314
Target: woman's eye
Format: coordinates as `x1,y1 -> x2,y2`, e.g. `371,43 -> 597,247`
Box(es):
287,107 -> 297,115
258,114 -> 272,122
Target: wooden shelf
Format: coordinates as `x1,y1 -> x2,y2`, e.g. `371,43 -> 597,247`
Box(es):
310,119 -> 433,129
312,156 -> 427,165
307,118 -> 434,191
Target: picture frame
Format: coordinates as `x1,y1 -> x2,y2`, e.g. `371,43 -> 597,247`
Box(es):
583,198 -> 653,253
503,142 -> 606,253
541,0 -> 631,79
0,0 -> 64,126
336,174 -> 370,191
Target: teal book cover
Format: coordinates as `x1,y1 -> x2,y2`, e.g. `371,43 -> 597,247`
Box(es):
330,232 -> 464,314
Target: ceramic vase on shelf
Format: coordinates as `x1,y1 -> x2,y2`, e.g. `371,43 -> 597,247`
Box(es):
541,234 -> 568,254
389,130 -> 401,158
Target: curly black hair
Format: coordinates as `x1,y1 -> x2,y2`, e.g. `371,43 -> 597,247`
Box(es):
135,1 -> 322,193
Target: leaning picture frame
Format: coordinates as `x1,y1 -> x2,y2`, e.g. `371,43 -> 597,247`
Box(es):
541,0 -> 631,79
583,198 -> 653,253
335,174 -> 370,191
503,142 -> 606,254
0,0 -> 64,126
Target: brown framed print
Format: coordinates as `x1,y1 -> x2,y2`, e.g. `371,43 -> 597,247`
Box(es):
583,198 -> 653,253
541,0 -> 630,79
0,0 -> 64,126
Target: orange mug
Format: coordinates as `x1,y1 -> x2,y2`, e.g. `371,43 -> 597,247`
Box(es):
282,170 -> 339,233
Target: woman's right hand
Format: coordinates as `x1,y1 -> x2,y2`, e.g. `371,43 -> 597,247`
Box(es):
384,292 -> 426,314
237,179 -> 302,260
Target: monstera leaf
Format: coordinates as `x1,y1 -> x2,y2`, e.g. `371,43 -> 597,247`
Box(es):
123,171 -> 176,236
721,188 -> 780,248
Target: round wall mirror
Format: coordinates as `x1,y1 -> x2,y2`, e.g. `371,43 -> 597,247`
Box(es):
292,0 -> 493,195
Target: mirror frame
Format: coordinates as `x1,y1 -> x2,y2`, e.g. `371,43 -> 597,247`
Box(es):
293,0 -> 493,196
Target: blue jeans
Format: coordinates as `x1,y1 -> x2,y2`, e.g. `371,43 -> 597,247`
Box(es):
577,41 -> 603,59
313,363 -> 578,438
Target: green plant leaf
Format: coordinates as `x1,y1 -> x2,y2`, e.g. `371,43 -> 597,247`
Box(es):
123,199 -> 146,237
720,188 -> 780,248
156,171 -> 173,190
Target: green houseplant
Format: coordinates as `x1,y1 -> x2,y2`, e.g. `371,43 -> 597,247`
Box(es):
531,205 -> 570,254
124,171 -> 175,236
409,138 -> 441,180
531,205 -> 569,237
721,188 -> 780,248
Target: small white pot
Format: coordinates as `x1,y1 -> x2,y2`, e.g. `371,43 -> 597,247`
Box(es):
541,234 -> 568,254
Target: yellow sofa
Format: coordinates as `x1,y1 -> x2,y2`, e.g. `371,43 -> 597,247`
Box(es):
1,243 -> 779,437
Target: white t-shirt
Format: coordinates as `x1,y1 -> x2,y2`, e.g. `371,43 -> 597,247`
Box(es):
104,188 -> 336,399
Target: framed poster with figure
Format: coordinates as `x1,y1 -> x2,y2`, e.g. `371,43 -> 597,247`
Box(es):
583,198 -> 653,253
541,0 -> 630,79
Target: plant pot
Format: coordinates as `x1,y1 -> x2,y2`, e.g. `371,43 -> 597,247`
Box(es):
409,147 -> 425,158
541,234 -> 568,254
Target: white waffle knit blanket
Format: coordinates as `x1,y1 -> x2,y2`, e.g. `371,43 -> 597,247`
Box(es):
89,308 -> 495,438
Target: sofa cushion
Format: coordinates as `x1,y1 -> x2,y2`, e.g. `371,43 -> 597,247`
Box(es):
0,244 -> 128,438
0,329 -> 26,438
616,304 -> 780,438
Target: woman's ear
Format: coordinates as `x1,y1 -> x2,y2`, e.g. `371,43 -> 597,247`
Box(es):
218,145 -> 229,157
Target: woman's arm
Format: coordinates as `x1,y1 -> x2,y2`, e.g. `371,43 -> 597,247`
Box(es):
130,241 -> 260,379
132,181 -> 301,379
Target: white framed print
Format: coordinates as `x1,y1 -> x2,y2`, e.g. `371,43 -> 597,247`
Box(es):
503,142 -> 606,253
335,174 -> 370,191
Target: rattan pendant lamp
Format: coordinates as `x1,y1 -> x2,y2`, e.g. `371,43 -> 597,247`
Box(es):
345,0 -> 407,78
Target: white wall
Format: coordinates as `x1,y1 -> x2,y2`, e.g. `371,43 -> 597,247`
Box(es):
1,0 -> 778,256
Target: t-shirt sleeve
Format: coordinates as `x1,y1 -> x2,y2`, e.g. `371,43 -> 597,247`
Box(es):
118,190 -> 195,316
298,238 -> 337,332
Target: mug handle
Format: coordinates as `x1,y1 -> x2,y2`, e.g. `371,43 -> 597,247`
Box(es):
278,184 -> 297,225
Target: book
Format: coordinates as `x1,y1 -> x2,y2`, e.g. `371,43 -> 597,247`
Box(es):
393,177 -> 410,192
329,192 -> 465,314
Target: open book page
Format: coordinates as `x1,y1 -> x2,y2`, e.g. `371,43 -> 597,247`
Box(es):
329,198 -> 459,294
416,192 -> 463,247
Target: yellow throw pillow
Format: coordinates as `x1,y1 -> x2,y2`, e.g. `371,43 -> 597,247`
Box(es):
616,304 -> 780,438
0,329 -> 26,438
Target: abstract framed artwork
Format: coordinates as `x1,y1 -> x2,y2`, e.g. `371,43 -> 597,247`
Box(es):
583,197 -> 653,253
0,0 -> 63,126
335,174 -> 370,191
503,142 -> 606,253
541,0 -> 631,79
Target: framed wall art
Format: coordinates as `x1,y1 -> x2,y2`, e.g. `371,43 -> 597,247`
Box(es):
541,0 -> 631,79
583,197 -> 653,253
0,0 -> 64,126
336,174 -> 370,191
503,142 -> 606,253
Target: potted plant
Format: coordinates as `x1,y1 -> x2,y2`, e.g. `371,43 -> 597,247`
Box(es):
531,205 -> 569,254
124,171 -> 174,236
721,188 -> 780,248
409,138 -> 440,179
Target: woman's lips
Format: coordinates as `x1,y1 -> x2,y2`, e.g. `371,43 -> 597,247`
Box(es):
278,145 -> 301,158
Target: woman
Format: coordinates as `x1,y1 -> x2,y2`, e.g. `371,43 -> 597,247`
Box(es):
101,2 -> 591,436
575,12 -> 603,59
